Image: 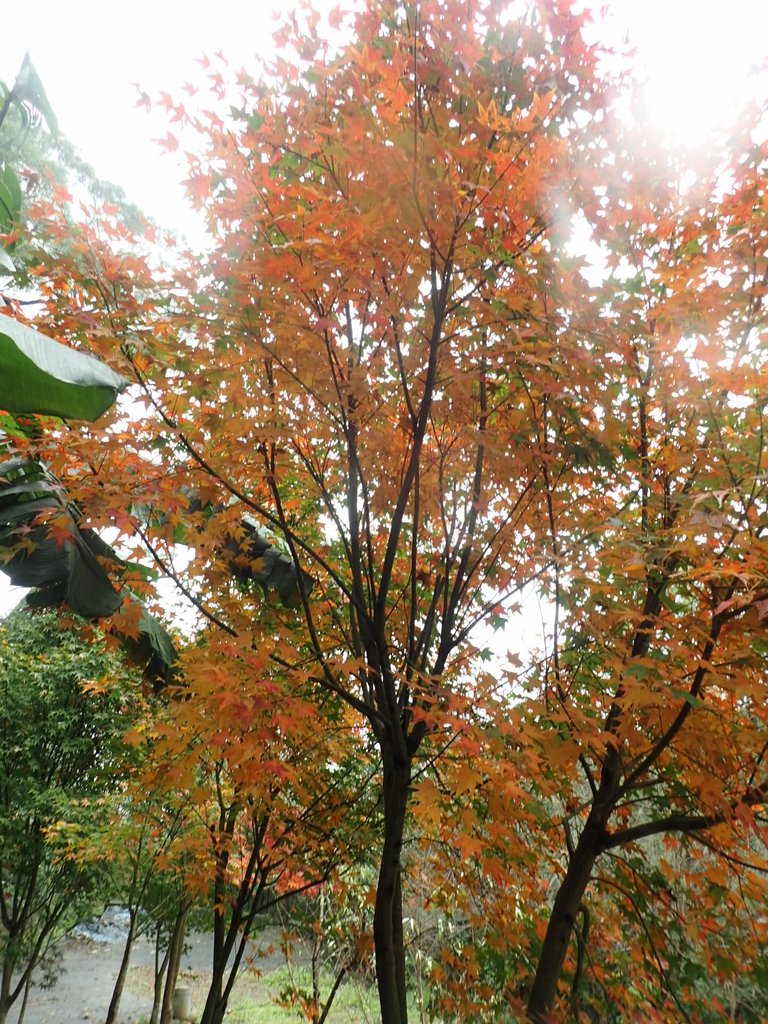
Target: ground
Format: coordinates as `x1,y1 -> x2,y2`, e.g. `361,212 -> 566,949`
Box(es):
6,928 -> 289,1024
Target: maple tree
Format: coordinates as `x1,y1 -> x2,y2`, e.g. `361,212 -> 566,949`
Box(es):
72,769 -> 195,1024
408,94 -> 768,1020
131,5 -> 613,1020
2,1 -> 768,1022
148,626 -> 371,1024
520,109 -> 768,1019
277,870 -> 381,1024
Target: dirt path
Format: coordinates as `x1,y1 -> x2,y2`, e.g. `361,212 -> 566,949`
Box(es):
6,929 -> 287,1024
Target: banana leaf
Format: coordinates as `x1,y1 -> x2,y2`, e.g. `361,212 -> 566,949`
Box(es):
10,53 -> 58,135
0,456 -> 122,616
224,514 -> 313,604
174,489 -> 313,603
0,316 -> 126,421
0,456 -> 174,682
0,459 -> 312,683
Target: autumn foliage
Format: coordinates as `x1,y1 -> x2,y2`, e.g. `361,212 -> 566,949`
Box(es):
2,1 -> 768,1021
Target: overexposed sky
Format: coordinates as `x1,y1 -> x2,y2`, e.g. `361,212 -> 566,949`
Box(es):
1,0 -> 767,620
1,1 -> 766,234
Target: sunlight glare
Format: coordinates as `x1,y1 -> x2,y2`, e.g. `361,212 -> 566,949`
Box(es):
600,0 -> 768,145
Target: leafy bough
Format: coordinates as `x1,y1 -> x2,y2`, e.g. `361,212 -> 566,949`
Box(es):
0,328 -> 311,681
0,453 -> 313,681
0,52 -> 310,677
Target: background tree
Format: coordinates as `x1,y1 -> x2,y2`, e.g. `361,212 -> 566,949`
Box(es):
518,101 -> 768,1020
67,775 -> 195,1024
0,610 -> 139,1024
397,95 -> 768,1020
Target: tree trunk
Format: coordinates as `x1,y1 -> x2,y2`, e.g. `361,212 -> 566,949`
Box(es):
199,906 -> 229,1024
105,907 -> 138,1024
526,819 -> 604,1021
200,924 -> 247,1024
199,981 -> 225,1024
311,889 -> 324,1023
198,850 -> 267,1024
374,747 -> 411,1024
149,921 -> 171,1024
0,954 -> 16,1024
160,903 -> 189,1024
16,971 -> 32,1024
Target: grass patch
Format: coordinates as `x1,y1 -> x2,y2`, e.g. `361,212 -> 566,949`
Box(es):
225,964 -> 380,1022
131,962 -> 381,1023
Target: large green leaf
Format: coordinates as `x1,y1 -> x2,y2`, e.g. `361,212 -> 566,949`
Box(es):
0,316 -> 126,421
0,164 -> 22,233
225,514 -> 314,604
11,53 -> 58,136
181,491 -> 313,604
120,606 -> 178,687
0,164 -> 21,274
0,456 -> 176,681
0,462 -> 312,684
0,457 -> 122,617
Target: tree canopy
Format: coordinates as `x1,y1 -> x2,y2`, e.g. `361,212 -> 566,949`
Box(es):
1,2 -> 768,1022
0,610 -> 139,1024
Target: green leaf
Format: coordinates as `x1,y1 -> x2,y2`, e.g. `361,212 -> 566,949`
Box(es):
136,605 -> 176,680
183,492 -> 313,605
13,53 -> 58,135
19,526 -> 124,617
224,514 -> 313,604
0,248 -> 14,273
0,164 -> 22,231
670,688 -> 707,709
0,457 -> 175,682
0,316 -> 126,421
0,457 -> 122,617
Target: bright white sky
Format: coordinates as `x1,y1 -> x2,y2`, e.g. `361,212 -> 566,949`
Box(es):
1,1 -> 766,235
1,0 -> 767,627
